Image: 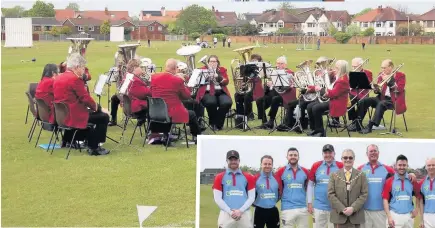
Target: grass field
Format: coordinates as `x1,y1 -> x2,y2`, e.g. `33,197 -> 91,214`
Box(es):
1,41 -> 434,227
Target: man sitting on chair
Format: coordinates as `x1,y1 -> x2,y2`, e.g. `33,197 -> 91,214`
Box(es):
150,58 -> 201,142
355,59 -> 406,134
53,53 -> 110,156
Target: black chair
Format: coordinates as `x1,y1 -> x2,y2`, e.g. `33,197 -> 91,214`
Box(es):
143,97 -> 189,150
25,91 -> 40,142
325,111 -> 351,137
34,98 -> 57,151
52,102 -> 92,159
121,95 -> 147,144
25,83 -> 38,124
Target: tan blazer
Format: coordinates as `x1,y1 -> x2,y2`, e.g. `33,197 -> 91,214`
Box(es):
327,168 -> 368,224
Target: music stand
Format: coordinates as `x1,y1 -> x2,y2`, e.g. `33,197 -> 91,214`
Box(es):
105,67 -> 119,111
379,87 -> 403,137
187,69 -> 216,134
347,71 -> 371,129
268,69 -> 292,133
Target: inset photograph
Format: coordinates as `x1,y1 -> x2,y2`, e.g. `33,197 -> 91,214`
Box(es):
197,135 -> 435,228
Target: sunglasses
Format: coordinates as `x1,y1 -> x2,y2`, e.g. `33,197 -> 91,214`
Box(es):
342,156 -> 354,160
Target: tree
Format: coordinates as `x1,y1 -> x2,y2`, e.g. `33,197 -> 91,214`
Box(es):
397,24 -> 423,36
26,0 -> 55,17
60,26 -> 72,35
334,32 -> 352,44
278,2 -> 295,14
66,2 -> 79,11
352,8 -> 372,19
328,24 -> 338,36
50,26 -> 60,36
1,6 -> 26,17
175,4 -> 217,34
346,24 -> 361,36
362,27 -> 375,36
100,20 -> 111,35
239,165 -> 259,174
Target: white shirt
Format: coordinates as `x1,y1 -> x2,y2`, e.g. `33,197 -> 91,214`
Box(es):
213,38 -> 217,43
196,38 -> 200,43
228,38 -> 231,43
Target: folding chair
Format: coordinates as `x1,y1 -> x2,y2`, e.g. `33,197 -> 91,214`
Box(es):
325,111 -> 351,137
52,102 -> 92,160
25,91 -> 40,142
121,95 -> 147,144
143,97 -> 189,150
25,83 -> 38,124
34,98 -> 57,151
388,110 -> 408,132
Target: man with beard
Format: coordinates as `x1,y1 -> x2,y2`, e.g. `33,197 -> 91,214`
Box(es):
212,150 -> 256,228
418,157 -> 435,228
252,155 -> 281,228
307,144 -> 343,228
275,147 -> 310,227
358,144 -> 416,228
328,149 -> 369,228
382,155 -> 420,228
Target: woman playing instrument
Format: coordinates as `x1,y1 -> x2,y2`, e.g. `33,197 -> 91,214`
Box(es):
126,59 -> 152,124
196,55 -> 232,131
307,60 -> 350,137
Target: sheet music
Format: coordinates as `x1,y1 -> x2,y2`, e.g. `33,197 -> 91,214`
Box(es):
94,74 -> 108,96
270,69 -> 291,87
119,73 -> 134,94
107,67 -> 119,83
187,69 -> 209,87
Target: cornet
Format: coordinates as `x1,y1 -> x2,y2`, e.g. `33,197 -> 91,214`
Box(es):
198,55 -> 219,85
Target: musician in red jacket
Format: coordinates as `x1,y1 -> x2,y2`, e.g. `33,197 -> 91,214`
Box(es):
347,57 -> 373,129
151,58 -> 201,140
307,60 -> 350,137
196,55 -> 232,131
126,59 -> 151,123
259,56 -> 297,130
356,59 -> 406,134
234,54 -> 264,120
53,53 -> 109,156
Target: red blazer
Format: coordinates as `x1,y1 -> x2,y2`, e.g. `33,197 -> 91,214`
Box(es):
84,67 -> 92,81
279,69 -> 297,108
350,69 -> 373,99
35,77 -> 55,123
151,72 -> 191,123
251,76 -> 264,101
378,71 -> 406,114
196,66 -> 231,102
128,76 -> 151,113
326,75 -> 350,117
53,71 -> 97,129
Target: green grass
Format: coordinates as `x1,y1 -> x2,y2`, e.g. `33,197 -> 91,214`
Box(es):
200,184 -> 422,228
1,41 -> 434,227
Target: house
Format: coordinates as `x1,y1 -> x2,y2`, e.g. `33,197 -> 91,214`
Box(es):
131,20 -> 167,41
243,13 -> 261,25
294,7 -> 350,36
200,168 -> 225,185
255,9 -> 302,33
139,7 -> 180,23
32,17 -> 62,32
55,9 -> 129,22
418,8 -> 435,33
212,6 -> 239,27
62,18 -> 103,34
352,6 -> 409,36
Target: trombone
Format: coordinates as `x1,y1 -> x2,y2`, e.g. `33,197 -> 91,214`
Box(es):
348,58 -> 370,104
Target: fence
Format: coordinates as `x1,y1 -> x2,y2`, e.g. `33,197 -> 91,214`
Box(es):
37,33 -> 110,41
165,35 -> 188,41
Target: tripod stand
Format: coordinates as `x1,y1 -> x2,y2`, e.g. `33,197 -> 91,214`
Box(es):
380,88 -> 403,137
268,69 -> 292,133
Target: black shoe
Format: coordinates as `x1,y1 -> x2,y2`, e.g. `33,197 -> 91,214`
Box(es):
137,119 -> 146,126
312,132 -> 324,137
108,121 -> 117,126
347,123 -> 358,132
359,127 -> 372,134
248,113 -> 255,121
293,127 -> 303,134
276,124 -> 290,132
306,130 -> 316,136
88,147 -> 110,156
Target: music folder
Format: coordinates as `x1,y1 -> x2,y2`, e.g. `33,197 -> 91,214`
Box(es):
270,69 -> 291,87
119,73 -> 134,94
187,69 -> 208,87
94,74 -> 108,96
349,72 -> 371,89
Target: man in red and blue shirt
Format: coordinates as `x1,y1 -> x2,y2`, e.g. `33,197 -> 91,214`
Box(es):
307,144 -> 343,228
382,154 -> 420,228
418,157 -> 435,228
275,147 -> 310,227
213,150 -> 256,228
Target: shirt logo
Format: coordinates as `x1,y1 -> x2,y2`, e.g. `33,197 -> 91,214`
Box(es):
395,186 -> 401,192
226,180 -> 232,185
259,184 -> 266,189
320,170 -> 326,175
364,170 -> 370,175
286,174 -> 292,180
226,190 -> 244,196
260,193 -> 276,199
424,185 -> 430,191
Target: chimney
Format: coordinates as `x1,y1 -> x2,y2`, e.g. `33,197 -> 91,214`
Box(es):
161,6 -> 166,17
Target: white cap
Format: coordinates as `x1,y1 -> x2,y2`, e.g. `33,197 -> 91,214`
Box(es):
177,61 -> 188,70
140,58 -> 152,67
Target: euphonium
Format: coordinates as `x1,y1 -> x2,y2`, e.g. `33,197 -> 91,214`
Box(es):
231,46 -> 256,95
295,60 -> 317,102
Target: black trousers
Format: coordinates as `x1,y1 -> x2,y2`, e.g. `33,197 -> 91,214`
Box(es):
284,100 -> 299,127
256,90 -> 276,123
308,101 -> 329,133
201,90 -> 232,129
348,94 -> 359,121
183,99 -> 204,119
110,94 -> 121,122
357,96 -> 393,126
269,95 -> 284,121
234,92 -> 253,116
87,111 -> 110,149
253,206 -> 280,228
299,98 -> 317,129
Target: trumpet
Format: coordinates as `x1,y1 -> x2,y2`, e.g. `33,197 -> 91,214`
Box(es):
198,55 -> 219,85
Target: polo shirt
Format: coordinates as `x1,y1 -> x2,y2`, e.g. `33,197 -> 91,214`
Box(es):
419,175 -> 435,213
382,173 -> 419,214
253,171 -> 280,209
276,164 -> 309,211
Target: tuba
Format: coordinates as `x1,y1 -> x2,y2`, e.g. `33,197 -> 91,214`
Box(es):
115,44 -> 140,90
139,57 -> 153,85
231,46 -> 256,95
295,60 -> 317,101
176,45 -> 202,76
314,57 -> 335,103
66,37 -> 94,58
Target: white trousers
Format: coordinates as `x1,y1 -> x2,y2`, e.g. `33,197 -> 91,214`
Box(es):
424,213 -> 435,228
281,208 -> 310,228
218,210 -> 253,228
389,211 -> 414,228
360,210 -> 386,228
313,209 -> 334,228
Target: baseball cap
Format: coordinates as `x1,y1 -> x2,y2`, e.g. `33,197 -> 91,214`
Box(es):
226,150 -> 240,159
322,144 -> 335,152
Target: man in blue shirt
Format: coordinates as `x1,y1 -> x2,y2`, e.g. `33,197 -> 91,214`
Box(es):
418,157 -> 435,228
212,150 -> 256,228
382,155 -> 420,228
275,147 -> 310,227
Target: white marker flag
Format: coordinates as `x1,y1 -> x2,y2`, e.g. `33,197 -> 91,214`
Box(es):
136,205 -> 157,228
